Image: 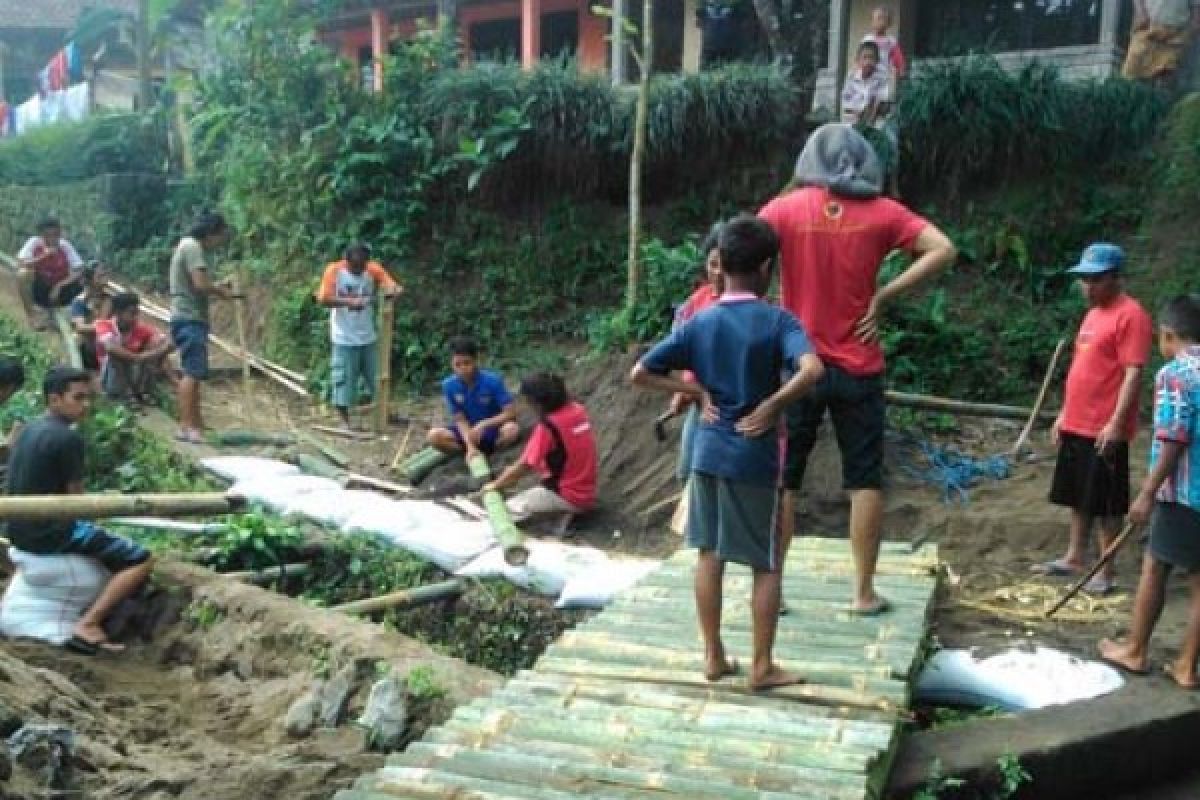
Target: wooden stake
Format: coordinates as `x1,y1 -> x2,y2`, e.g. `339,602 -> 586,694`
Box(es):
390,420 -> 414,470
53,307 -> 83,368
376,296 -> 396,433
1045,521 -> 1136,619
1011,337 -> 1067,457
231,269 -> 252,408
0,492 -> 244,520
332,578 -> 465,615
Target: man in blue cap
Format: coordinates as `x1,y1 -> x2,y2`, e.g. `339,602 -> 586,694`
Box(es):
1035,243 -> 1153,593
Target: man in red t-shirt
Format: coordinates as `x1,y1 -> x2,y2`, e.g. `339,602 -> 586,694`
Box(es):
1037,243 -> 1153,594
97,292 -> 176,404
759,124 -> 956,615
484,372 -> 597,535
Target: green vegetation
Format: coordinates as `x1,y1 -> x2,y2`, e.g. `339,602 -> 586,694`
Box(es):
405,665 -> 447,703
300,532 -> 438,607
184,599 -> 224,630
914,753 -> 1031,799
207,512 -> 305,571
0,112 -> 167,186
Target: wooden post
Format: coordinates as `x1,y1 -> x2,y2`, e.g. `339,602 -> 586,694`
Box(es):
0,492 -> 244,520
232,269 -> 252,409
370,7 -> 389,92
376,296 -> 396,433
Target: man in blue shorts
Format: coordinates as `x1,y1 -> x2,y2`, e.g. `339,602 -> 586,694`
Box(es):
6,366 -> 152,654
632,214 -> 825,691
427,336 -> 520,460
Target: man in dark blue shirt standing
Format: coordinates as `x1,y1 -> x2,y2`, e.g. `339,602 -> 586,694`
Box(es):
632,214 -> 824,691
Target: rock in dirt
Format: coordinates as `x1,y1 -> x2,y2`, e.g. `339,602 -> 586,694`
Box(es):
356,673 -> 408,752
284,682 -> 325,739
0,703 -> 22,739
8,725 -> 73,788
318,662 -> 369,728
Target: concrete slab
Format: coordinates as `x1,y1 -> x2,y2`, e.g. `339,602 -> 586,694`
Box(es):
887,678 -> 1200,798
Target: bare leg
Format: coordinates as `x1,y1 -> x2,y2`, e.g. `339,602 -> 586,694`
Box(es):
1099,553 -> 1169,674
177,375 -> 201,435
496,420 -> 521,449
427,427 -> 464,454
1063,509 -> 1093,571
749,566 -> 803,690
16,269 -> 42,328
779,489 -> 796,563
335,406 -> 353,429
73,558 -> 153,651
1096,515 -> 1121,584
849,488 -> 886,611
1170,571 -> 1200,689
695,550 -> 733,681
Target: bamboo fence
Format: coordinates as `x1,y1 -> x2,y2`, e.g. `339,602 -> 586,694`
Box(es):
336,538 -> 940,800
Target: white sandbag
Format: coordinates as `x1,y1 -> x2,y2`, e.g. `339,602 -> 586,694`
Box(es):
456,539 -> 609,597
555,557 -> 659,609
230,475 -> 343,513
915,646 -> 1124,711
0,549 -> 109,645
201,456 -> 299,485
281,489 -> 395,528
343,500 -> 497,571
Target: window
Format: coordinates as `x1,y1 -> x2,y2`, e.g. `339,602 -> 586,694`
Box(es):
915,0 -> 1103,57
471,18 -> 521,62
542,10 -> 579,58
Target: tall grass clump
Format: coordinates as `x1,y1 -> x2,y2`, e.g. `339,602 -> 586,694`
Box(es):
897,55 -> 1168,197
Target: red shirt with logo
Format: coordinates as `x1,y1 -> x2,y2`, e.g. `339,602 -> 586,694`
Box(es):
521,401 -> 598,510
759,187 -> 928,376
1060,293 -> 1153,440
95,318 -> 161,370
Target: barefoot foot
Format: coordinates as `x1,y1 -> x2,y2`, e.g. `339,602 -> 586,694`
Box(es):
704,652 -> 739,682
1166,661 -> 1199,690
1098,638 -> 1149,676
749,663 -> 805,692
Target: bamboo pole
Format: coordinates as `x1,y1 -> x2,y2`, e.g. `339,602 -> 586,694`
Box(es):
332,578 -> 464,615
52,307 -> 83,368
207,430 -> 296,448
467,454 -> 528,566
345,471 -> 411,495
375,297 -> 396,433
311,424 -> 377,441
290,452 -> 350,485
109,516 -> 228,535
231,270 -> 252,409
389,420 -> 414,470
884,389 -> 1056,422
0,492 -> 244,520
1011,337 -> 1067,457
224,563 -> 312,583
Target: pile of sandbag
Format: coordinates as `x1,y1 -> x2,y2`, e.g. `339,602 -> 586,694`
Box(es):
202,456 -> 658,609
0,549 -> 109,645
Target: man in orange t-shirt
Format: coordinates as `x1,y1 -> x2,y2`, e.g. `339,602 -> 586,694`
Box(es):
1037,243 -> 1153,594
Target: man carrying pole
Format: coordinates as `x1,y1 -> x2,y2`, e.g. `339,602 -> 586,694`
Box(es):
315,243 -> 402,431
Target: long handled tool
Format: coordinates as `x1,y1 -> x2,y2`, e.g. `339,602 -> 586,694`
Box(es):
653,409 -> 679,443
1011,338 -> 1067,458
1045,521 -> 1137,618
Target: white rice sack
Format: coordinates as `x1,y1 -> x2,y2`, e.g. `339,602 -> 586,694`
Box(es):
555,557 -> 659,609
915,646 -> 1124,711
230,475 -> 343,513
200,456 -> 299,485
456,539 -> 610,597
281,489 -> 395,528
344,500 -> 497,571
0,549 -> 110,645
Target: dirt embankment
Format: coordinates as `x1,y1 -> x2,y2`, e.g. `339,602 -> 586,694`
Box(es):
0,561 -> 498,800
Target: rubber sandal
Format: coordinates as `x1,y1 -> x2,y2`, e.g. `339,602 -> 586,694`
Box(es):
1031,558 -> 1082,577
63,635 -> 98,656
1083,575 -> 1115,595
1098,653 -> 1149,676
174,430 -> 204,444
846,597 -> 892,617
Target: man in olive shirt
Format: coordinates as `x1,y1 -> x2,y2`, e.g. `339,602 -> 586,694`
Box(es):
169,211 -> 235,443
7,367 -> 152,654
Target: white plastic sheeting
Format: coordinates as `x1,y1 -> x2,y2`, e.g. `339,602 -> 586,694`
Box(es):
0,549 -> 109,645
915,646 -> 1125,711
202,456 -> 659,608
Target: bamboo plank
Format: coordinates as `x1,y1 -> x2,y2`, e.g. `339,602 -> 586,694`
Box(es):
580,612 -> 926,647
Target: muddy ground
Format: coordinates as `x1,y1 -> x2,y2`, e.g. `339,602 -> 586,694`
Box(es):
0,268 -> 1185,798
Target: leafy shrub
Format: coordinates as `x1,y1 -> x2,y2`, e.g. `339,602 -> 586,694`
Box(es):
898,56 -> 1168,197
0,112 -> 167,186
589,236 -> 705,349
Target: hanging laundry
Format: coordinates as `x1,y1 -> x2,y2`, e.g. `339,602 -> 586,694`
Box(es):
47,50 -> 69,92
65,42 -> 84,84
0,103 -> 8,137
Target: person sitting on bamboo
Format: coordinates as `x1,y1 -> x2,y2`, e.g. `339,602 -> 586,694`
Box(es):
428,337 -> 520,461
6,366 -> 152,654
483,372 -> 598,535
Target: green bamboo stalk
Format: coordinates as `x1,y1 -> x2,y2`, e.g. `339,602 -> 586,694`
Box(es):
397,446 -> 453,485
468,454 -> 529,566
295,430 -> 351,468
289,452 -> 351,485
207,429 -> 297,448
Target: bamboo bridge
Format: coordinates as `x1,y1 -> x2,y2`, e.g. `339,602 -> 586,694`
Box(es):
337,537 -> 940,799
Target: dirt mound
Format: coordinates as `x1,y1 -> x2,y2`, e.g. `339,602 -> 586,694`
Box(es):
0,561 -> 497,800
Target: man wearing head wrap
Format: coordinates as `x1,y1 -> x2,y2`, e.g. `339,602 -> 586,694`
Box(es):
1123,0 -> 1200,86
759,123 -> 957,616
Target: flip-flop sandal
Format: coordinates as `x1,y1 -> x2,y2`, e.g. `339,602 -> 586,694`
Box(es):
1098,653 -> 1149,676
64,635 -> 124,656
1083,575 -> 1116,595
1031,559 -> 1082,577
174,430 -> 204,444
846,597 -> 892,617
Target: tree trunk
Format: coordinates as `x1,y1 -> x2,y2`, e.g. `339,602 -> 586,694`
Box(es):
137,0 -> 152,110
625,0 -> 653,314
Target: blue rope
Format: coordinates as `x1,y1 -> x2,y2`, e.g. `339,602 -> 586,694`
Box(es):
894,436 -> 1011,505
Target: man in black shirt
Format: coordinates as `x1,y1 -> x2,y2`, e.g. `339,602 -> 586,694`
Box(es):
7,366 -> 152,654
